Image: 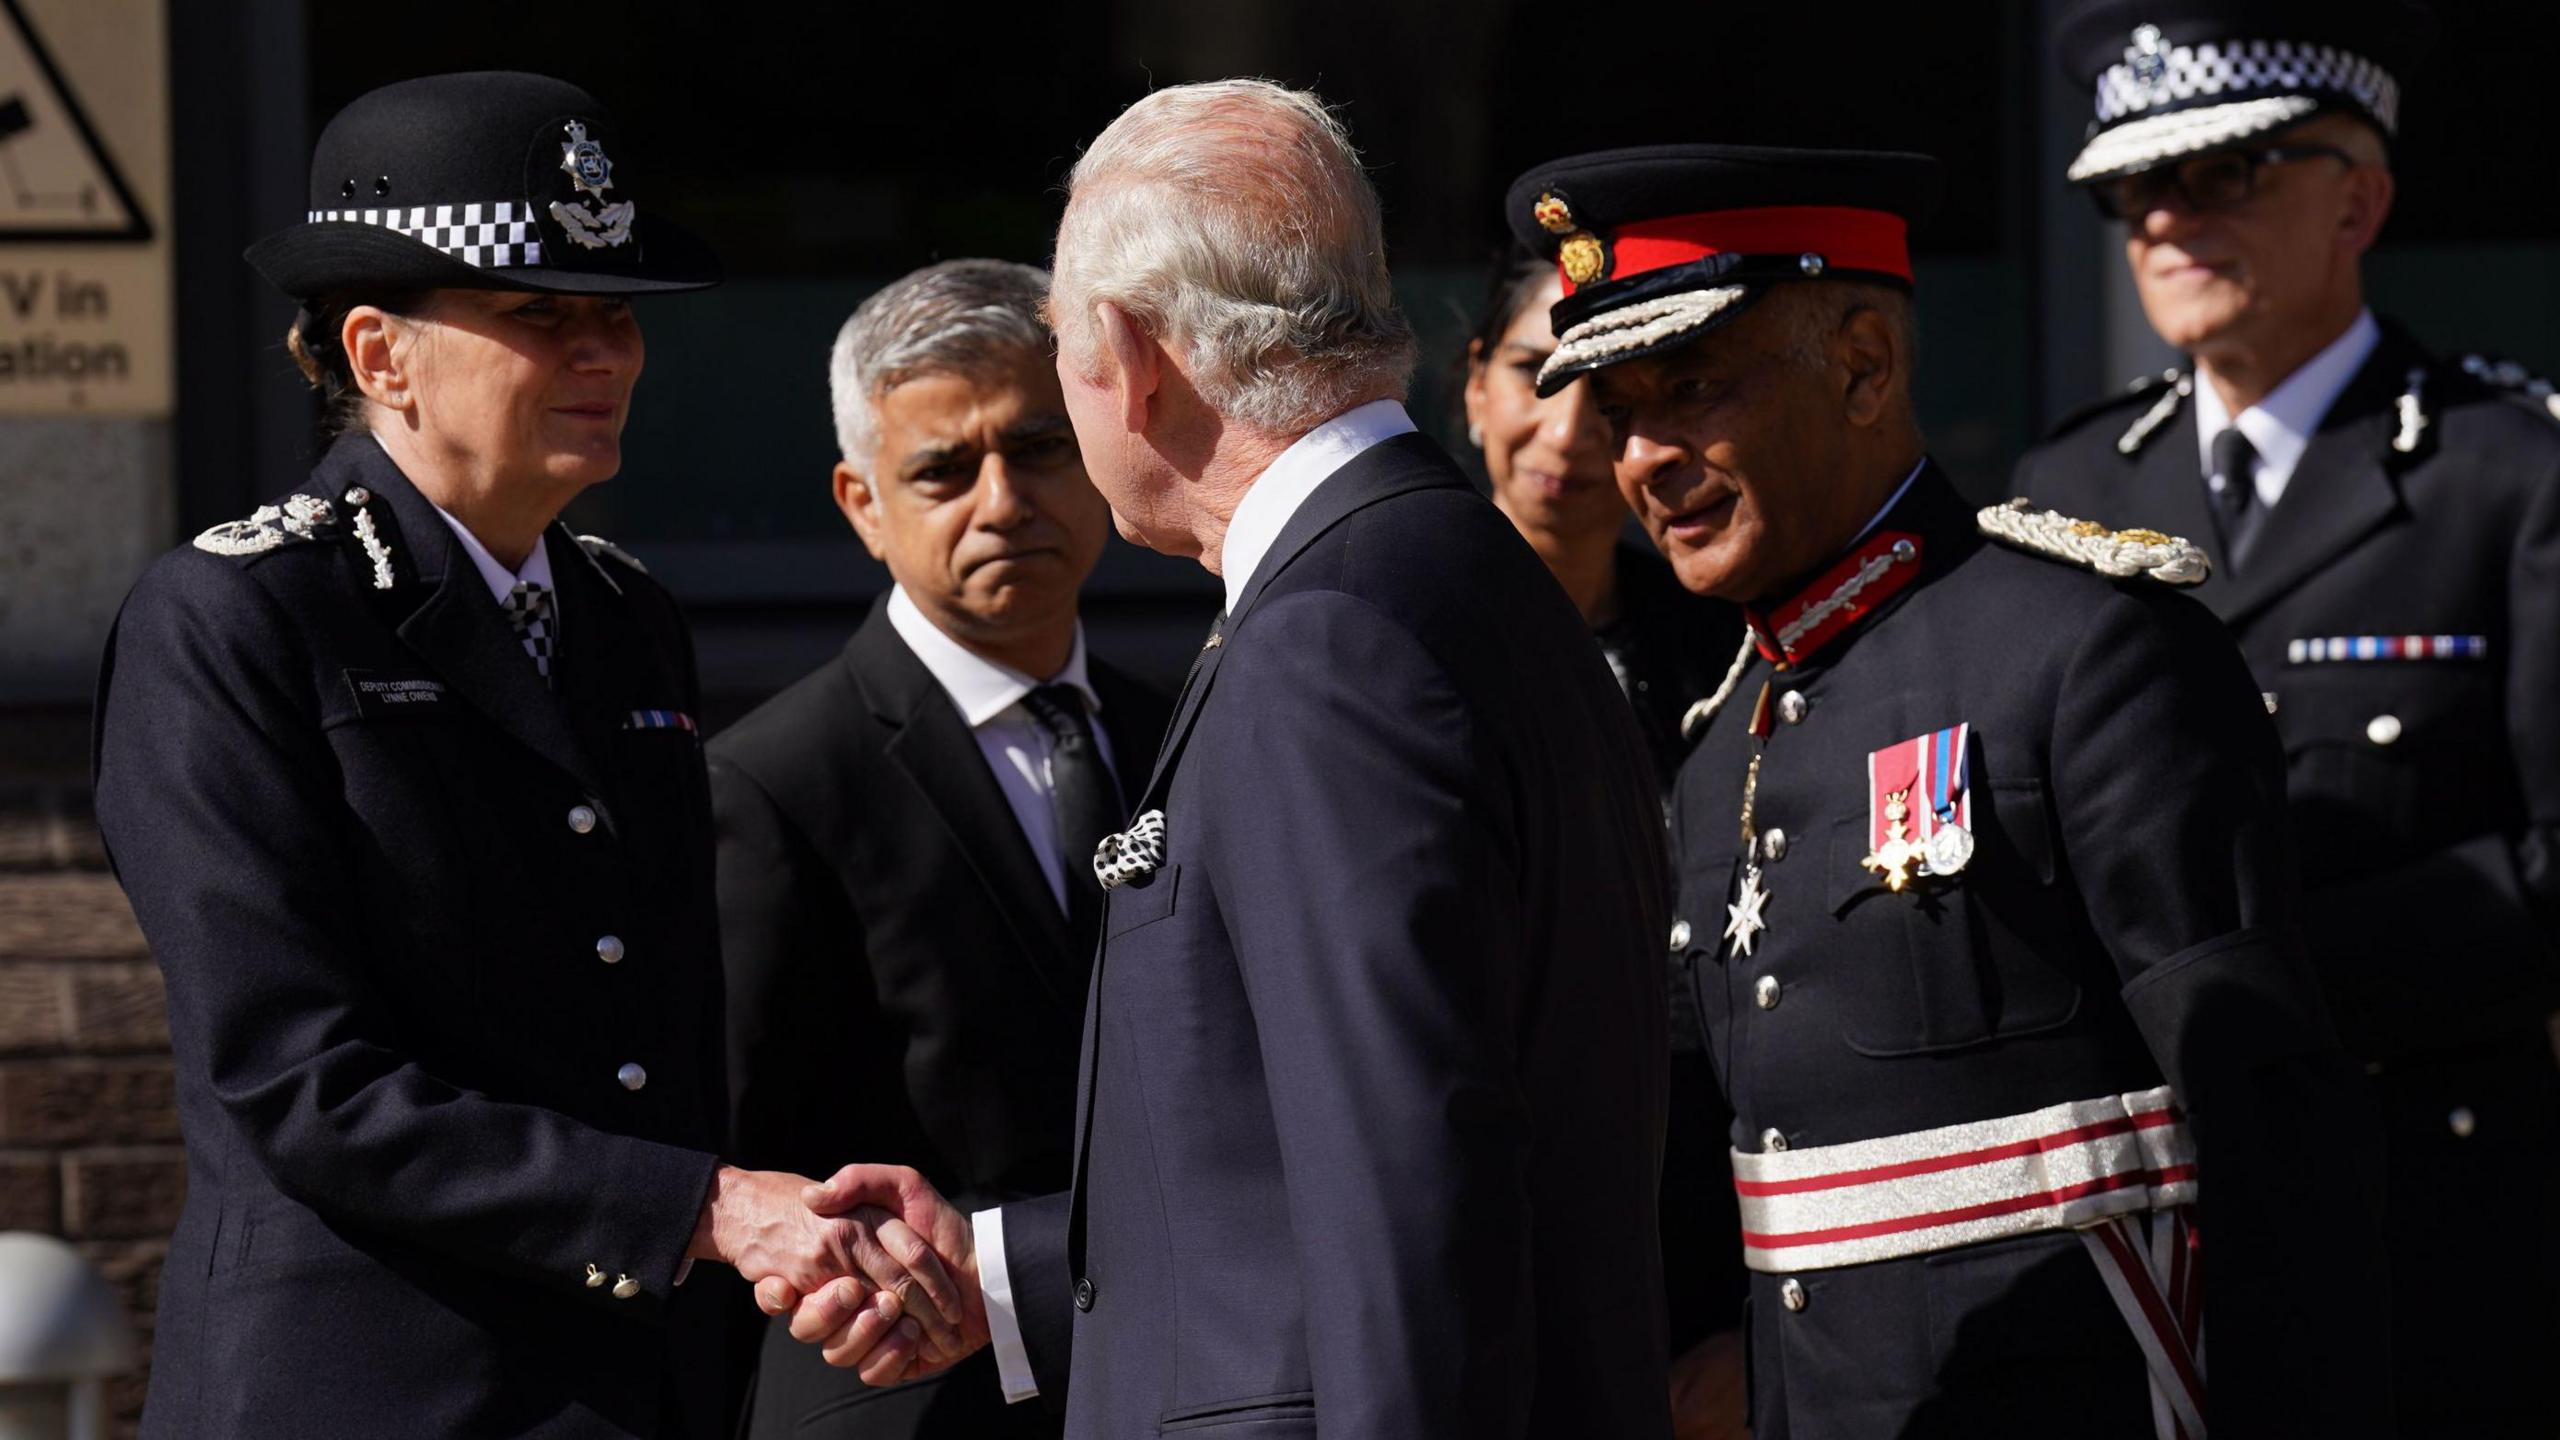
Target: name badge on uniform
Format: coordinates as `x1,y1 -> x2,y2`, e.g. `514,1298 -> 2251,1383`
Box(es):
1860,723 -> 1973,893
343,669 -> 449,720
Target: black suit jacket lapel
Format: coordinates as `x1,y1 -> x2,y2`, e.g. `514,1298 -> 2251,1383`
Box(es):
2214,339 -> 2411,628
1131,431 -> 1468,812
360,445 -> 609,804
849,603 -> 1078,1008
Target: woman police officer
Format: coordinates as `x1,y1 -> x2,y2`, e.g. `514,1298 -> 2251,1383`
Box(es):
92,72 -> 954,1438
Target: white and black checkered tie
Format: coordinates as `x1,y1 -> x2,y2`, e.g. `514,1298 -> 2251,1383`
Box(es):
504,580 -> 555,684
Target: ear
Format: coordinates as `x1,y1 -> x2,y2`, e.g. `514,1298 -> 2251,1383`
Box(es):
832,459 -> 889,561
342,306 -> 414,414
1461,337 -> 1492,435
2338,163 -> 2395,260
1837,303 -> 1898,430
1093,300 -> 1161,435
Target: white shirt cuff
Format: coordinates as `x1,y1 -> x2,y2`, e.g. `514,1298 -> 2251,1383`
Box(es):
973,1206 -> 1040,1404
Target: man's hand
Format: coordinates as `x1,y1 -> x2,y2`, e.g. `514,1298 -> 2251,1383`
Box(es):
752,1163 -> 990,1388
1668,1328 -> 1750,1440
689,1164 -> 967,1362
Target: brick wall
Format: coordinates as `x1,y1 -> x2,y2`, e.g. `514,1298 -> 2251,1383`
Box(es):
1,781 -> 170,1437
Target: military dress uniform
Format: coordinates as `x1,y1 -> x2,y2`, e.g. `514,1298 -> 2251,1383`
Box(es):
2024,5 -> 2560,1431
92,73 -> 735,1439
1505,146 -> 2388,1439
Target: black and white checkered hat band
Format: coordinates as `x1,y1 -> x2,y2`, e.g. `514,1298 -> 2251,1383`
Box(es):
306,201 -> 545,268
2094,39 -> 2400,133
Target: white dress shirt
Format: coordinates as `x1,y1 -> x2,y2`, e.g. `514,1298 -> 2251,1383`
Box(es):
1217,397 -> 1419,610
2192,308 -> 2382,510
884,586 -> 1115,913
972,396 -> 1417,1405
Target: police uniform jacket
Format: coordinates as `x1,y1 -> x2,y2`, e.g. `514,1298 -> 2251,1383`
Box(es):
2013,322 -> 2560,1430
93,433 -> 729,1439
1673,462 -> 2386,1437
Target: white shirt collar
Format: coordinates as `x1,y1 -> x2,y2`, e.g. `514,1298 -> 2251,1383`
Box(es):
2192,308 -> 2381,508
429,503 -> 556,606
885,585 -> 1100,729
1218,398 -> 1418,612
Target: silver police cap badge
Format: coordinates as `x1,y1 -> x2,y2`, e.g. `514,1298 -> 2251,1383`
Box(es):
2128,24 -> 2171,97
551,120 -> 635,250
1094,810 -> 1168,891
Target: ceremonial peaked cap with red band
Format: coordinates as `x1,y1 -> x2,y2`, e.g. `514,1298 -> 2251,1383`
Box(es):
1502,145 -> 1942,397
2055,0 -> 2437,185
246,71 -> 721,301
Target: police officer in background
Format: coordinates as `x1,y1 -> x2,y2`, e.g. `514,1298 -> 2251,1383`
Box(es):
93,73 -> 958,1438
1506,143 -> 2387,1437
2015,6 -> 2560,1430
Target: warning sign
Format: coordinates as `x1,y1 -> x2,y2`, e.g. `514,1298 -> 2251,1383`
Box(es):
0,0 -> 168,415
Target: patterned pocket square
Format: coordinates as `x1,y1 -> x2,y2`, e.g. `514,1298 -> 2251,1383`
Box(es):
1094,810 -> 1167,891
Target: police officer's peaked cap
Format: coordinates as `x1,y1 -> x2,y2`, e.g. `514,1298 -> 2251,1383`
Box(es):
1503,146 -> 1941,397
2056,0 -> 2439,185
246,71 -> 720,301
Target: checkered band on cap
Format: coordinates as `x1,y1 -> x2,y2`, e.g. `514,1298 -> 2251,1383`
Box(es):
2094,37 -> 2401,133
306,202 -> 545,268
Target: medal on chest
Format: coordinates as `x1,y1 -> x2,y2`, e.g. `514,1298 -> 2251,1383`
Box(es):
1859,723 -> 1973,893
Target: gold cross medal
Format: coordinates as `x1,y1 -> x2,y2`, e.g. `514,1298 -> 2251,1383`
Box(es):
1860,725 -> 1976,893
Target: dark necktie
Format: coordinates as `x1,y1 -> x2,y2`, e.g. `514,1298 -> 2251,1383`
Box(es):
1021,683 -> 1123,960
504,581 -> 555,685
2208,426 -> 2263,572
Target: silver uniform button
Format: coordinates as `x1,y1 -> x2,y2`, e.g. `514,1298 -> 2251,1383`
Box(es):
1780,1277 -> 1807,1312
1668,919 -> 1693,952
2366,714 -> 2403,746
1778,690 -> 1808,725
1761,1127 -> 1789,1152
612,1274 -> 641,1300
596,935 -> 625,965
2262,691 -> 2280,715
1755,974 -> 1781,1010
1762,828 -> 1789,863
567,804 -> 598,834
2449,1105 -> 2478,1139
616,1062 -> 647,1092
584,1263 -> 607,1288
343,486 -> 371,506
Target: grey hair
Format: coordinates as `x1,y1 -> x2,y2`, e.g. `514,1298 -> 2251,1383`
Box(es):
1778,281 -> 1919,380
1050,79 -> 1416,433
829,258 -> 1054,464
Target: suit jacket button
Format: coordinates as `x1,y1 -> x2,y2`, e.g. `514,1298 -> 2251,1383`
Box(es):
1754,975 -> 1782,1010
2366,713 -> 2403,745
1074,1277 -> 1096,1312
1777,690 -> 1808,725
1762,828 -> 1789,862
1780,1277 -> 1808,1312
567,804 -> 598,834
1668,919 -> 1692,952
596,935 -> 625,964
617,1062 -> 647,1092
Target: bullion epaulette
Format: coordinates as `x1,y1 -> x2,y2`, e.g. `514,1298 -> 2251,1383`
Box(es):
2458,352 -> 2560,424
1975,498 -> 2210,586
2040,368 -> 2190,455
575,533 -> 651,576
191,494 -> 341,561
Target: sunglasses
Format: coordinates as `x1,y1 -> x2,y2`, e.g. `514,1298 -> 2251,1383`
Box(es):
2088,143 -> 2357,221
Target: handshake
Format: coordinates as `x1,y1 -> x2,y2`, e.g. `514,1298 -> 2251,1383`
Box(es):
689,1162 -> 992,1386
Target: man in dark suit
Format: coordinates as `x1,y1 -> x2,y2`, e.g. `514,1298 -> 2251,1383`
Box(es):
1501,142 -> 2386,1437
771,80 -> 1675,1438
712,259 -> 1166,1438
2016,5 -> 2560,1430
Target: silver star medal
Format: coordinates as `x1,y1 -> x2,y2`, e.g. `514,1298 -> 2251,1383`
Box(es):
1725,864 -> 1771,958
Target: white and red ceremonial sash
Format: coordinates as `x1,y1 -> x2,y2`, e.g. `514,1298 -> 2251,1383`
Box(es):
1733,1087 -> 2206,1436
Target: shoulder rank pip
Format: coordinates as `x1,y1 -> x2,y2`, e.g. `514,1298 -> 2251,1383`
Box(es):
1976,498 -> 2209,586
192,494 -> 340,560
2459,352 -> 2560,424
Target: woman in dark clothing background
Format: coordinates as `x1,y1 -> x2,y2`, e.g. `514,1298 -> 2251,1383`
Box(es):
1460,251 -> 1751,1437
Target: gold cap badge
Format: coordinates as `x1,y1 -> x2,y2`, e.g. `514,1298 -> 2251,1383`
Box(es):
1533,193 -> 1576,235
1559,232 -> 1607,286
